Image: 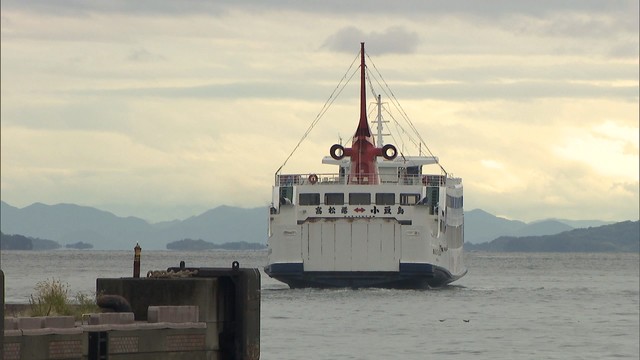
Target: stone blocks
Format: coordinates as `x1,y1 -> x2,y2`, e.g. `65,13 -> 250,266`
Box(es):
5,317 -> 18,330
17,316 -> 45,330
87,312 -> 135,325
147,306 -> 199,323
43,316 -> 75,329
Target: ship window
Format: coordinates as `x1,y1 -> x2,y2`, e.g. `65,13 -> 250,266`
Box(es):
375,193 -> 395,205
299,193 -> 320,206
407,166 -> 421,175
325,193 -> 344,205
446,195 -> 463,208
405,166 -> 421,185
349,193 -> 371,205
400,193 -> 420,205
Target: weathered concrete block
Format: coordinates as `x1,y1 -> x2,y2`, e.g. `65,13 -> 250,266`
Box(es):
5,317 -> 18,330
88,312 -> 135,325
18,316 -> 45,329
80,324 -> 112,332
162,322 -> 207,330
4,329 -> 22,337
21,332 -> 83,360
22,327 -> 83,336
148,306 -> 199,323
96,278 -> 218,322
44,316 -> 75,329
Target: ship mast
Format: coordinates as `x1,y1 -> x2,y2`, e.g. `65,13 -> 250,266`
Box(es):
329,43 -> 397,184
374,94 -> 389,146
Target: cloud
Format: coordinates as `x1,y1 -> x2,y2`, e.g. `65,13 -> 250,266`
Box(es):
607,41 -> 640,59
71,81 -> 330,100
553,120 -> 639,180
127,47 -> 165,63
3,0 -> 637,19
0,0 -> 229,17
395,81 -> 637,101
480,159 -> 504,170
510,12 -> 638,38
322,26 -> 419,55
1,1 -> 638,223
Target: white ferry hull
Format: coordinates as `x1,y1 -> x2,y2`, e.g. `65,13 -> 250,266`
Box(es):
266,184 -> 466,289
265,262 -> 465,289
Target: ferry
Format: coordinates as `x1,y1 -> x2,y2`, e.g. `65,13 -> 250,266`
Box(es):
265,43 -> 467,288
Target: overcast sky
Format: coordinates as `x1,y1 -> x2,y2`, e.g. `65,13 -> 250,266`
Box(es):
1,0 -> 638,223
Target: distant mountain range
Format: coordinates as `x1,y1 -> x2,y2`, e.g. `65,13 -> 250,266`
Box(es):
1,201 -> 267,250
0,201 -> 629,250
466,221 -> 639,252
463,209 -> 613,243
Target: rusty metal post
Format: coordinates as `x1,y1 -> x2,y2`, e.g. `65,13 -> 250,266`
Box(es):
133,243 -> 141,278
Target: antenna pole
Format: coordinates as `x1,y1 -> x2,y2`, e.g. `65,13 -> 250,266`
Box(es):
376,94 -> 383,146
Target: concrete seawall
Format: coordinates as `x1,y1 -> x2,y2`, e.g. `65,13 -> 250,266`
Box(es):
2,264 -> 261,360
2,269 -> 5,359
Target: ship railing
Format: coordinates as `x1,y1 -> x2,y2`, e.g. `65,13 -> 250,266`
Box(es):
276,173 -> 343,186
276,173 -> 447,186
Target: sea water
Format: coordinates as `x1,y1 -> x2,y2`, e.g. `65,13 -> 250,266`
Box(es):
1,250 -> 638,359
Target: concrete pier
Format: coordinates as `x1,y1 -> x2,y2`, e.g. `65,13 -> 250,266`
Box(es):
2,269 -> 5,359
2,264 -> 261,360
97,265 -> 260,359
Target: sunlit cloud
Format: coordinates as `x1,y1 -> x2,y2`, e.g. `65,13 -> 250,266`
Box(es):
480,159 -> 504,170
553,120 -> 639,180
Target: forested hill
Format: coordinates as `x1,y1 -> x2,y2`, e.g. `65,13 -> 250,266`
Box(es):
466,220 -> 639,252
0,232 -> 61,250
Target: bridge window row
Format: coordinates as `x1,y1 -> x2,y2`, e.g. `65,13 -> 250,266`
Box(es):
299,192 -> 421,206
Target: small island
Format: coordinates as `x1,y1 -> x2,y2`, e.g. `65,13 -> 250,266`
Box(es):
1,232 -> 61,250
167,238 -> 267,251
65,241 -> 94,250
